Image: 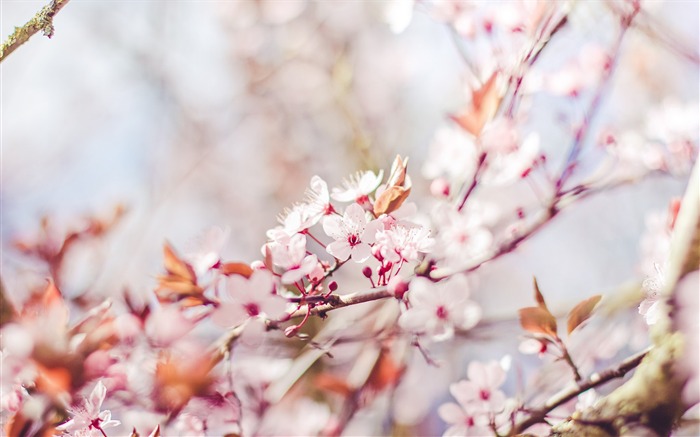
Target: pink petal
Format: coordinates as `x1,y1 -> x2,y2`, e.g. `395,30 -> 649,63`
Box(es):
327,240 -> 351,261
322,215 -> 345,240
350,243 -> 372,263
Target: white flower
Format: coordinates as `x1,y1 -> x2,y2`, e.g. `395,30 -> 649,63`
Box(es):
212,270 -> 288,327
184,226 -> 230,276
422,125 -> 478,183
399,275 -> 481,341
266,233 -> 319,284
639,262 -> 666,325
375,224 -> 434,263
57,381 -> 120,436
322,203 -> 383,262
277,176 -> 334,234
479,119 -> 540,186
331,170 -> 384,203
432,204 -> 493,267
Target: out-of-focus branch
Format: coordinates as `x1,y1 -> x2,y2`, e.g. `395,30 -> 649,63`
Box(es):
0,276 -> 17,327
0,0 -> 71,63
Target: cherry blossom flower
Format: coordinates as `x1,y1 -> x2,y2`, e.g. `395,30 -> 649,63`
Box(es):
374,224 -> 434,263
422,125 -> 478,183
639,262 -> 666,325
184,226 -> 229,276
479,119 -> 540,186
432,204 -> 494,268
57,380 -> 120,436
455,360 -> 508,412
438,360 -> 513,435
211,270 -> 288,327
399,275 -> 481,341
382,0 -> 414,34
322,203 -> 383,262
438,399 -> 492,436
265,233 -> 318,284
330,170 -> 384,204
277,176 -> 334,234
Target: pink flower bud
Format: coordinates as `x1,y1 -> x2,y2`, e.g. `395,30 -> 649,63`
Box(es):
284,325 -> 301,338
328,281 -> 338,292
251,260 -> 266,270
362,266 -> 373,278
430,178 -> 451,198
388,276 -> 409,299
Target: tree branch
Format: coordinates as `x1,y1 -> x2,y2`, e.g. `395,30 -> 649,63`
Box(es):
510,347 -> 650,435
1,0 -> 71,63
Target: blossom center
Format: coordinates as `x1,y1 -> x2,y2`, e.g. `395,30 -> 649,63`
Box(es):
244,303 -> 260,317
479,389 -> 490,401
347,234 -> 360,247
436,305 -> 448,320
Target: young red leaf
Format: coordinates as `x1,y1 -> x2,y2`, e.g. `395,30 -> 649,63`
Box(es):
518,306 -> 558,337
367,349 -> 404,392
220,262 -> 253,278
374,155 -> 412,216
315,373 -> 353,397
567,295 -> 602,335
532,277 -> 548,310
451,71 -> 502,137
162,242 -> 196,282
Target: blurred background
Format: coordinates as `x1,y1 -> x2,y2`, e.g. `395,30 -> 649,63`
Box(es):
1,1 -> 698,434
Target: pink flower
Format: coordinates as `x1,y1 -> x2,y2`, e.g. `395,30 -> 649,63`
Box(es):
331,170 -> 384,203
432,204 -> 494,268
453,360 -> 508,412
277,176 -> 333,234
184,226 -> 229,276
375,223 -> 434,263
438,400 -> 491,436
639,262 -> 666,325
266,233 -> 319,284
322,203 -> 383,262
398,275 -> 481,341
438,360 -> 513,435
57,380 -> 120,436
212,270 -> 288,327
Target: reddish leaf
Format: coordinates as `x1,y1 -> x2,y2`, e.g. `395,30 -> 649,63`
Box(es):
315,373 -> 353,397
374,186 -> 411,217
567,295 -> 602,335
156,242 -> 205,305
374,155 -> 412,216
367,349 -> 404,392
518,306 -> 558,337
0,279 -> 16,327
532,277 -> 548,310
154,354 -> 213,412
220,262 -> 253,278
451,71 -> 502,137
163,242 -> 196,282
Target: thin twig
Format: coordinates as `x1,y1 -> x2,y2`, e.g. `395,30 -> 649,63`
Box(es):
1,0 -> 71,62
509,346 -> 651,435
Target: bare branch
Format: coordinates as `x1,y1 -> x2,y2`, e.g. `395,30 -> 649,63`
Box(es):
510,347 -> 650,435
1,0 -> 71,63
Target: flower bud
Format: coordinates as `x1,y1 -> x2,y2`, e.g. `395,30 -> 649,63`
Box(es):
362,266 -> 373,278
388,276 -> 409,300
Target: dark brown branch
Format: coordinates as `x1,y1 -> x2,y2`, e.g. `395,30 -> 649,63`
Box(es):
1,0 -> 71,63
510,347 -> 650,435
